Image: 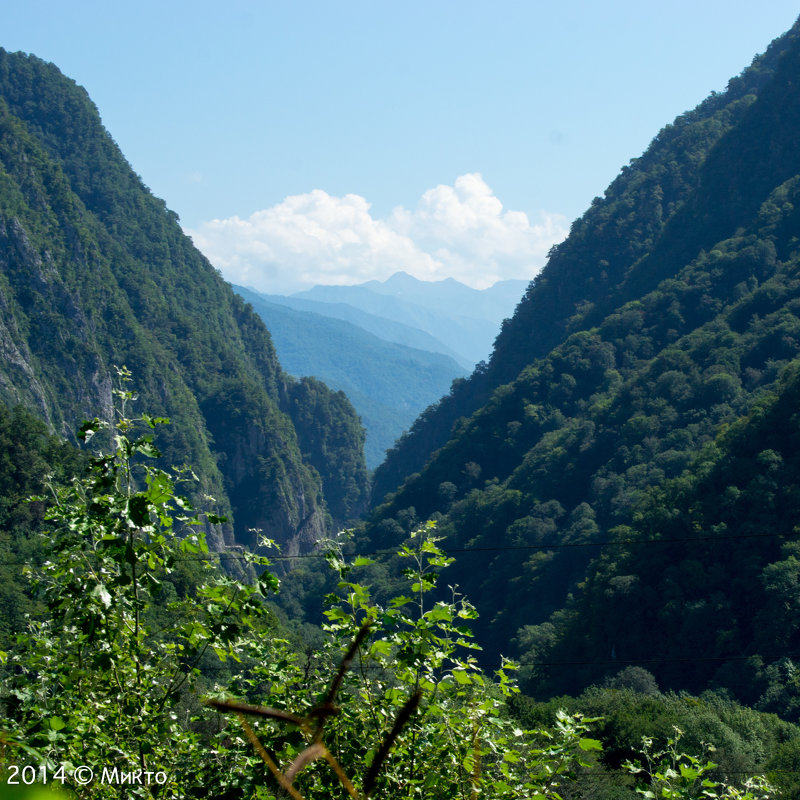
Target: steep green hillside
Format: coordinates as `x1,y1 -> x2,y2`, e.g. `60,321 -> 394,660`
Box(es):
0,49 -> 367,548
522,359 -> 800,713
0,402 -> 83,648
357,17 -> 800,706
235,285 -> 467,468
371,21 -> 800,504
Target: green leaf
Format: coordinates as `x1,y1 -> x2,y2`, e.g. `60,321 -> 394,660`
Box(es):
49,716 -> 66,731
128,494 -> 152,527
136,439 -> 161,458
142,414 -> 170,428
258,573 -> 280,594
433,610 -> 456,626
77,418 -> 104,442
578,738 -> 603,752
213,646 -> 229,662
452,669 -> 472,685
679,764 -> 700,781
146,473 -> 173,504
370,640 -> 392,658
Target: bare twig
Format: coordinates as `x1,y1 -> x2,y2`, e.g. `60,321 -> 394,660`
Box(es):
363,690 -> 422,797
207,622 -> 420,800
237,713 -> 306,800
323,621 -> 372,711
205,698 -> 307,729
323,748 -> 363,799
285,742 -> 326,782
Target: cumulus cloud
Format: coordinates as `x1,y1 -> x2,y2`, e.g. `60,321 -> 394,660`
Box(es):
186,174 -> 568,293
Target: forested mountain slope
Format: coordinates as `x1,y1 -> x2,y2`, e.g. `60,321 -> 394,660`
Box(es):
357,16 -> 800,706
371,19 -> 800,504
0,402 -> 83,649
522,359 -> 800,715
0,49 -> 368,550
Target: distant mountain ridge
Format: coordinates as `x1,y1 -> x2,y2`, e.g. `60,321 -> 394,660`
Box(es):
289,272 -> 527,367
234,285 -> 467,468
258,292 -> 468,367
246,272 -> 526,467
359,271 -> 528,323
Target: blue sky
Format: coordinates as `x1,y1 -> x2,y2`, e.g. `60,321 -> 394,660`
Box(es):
3,2 -> 799,292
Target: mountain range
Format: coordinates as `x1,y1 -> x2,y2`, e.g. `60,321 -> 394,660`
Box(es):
4,12 -> 800,740
234,284 -> 467,468
236,273 -> 526,468
256,290 -> 468,365
285,272 -> 528,367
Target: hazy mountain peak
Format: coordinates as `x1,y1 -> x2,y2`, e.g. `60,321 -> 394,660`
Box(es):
290,271 -> 528,365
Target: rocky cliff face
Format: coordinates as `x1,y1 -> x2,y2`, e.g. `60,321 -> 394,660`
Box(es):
0,49 -> 368,549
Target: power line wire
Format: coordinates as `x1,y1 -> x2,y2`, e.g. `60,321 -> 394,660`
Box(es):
0,529 -> 791,569
196,652 -> 800,672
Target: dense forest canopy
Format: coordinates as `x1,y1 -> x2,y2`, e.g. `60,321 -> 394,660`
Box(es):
1,393 -> 794,797
352,15 -> 800,716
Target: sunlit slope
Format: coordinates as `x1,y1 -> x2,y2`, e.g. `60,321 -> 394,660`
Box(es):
371,21 -> 800,504
359,18 -> 800,702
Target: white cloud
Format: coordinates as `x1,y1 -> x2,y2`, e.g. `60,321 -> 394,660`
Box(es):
186,173 -> 568,293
